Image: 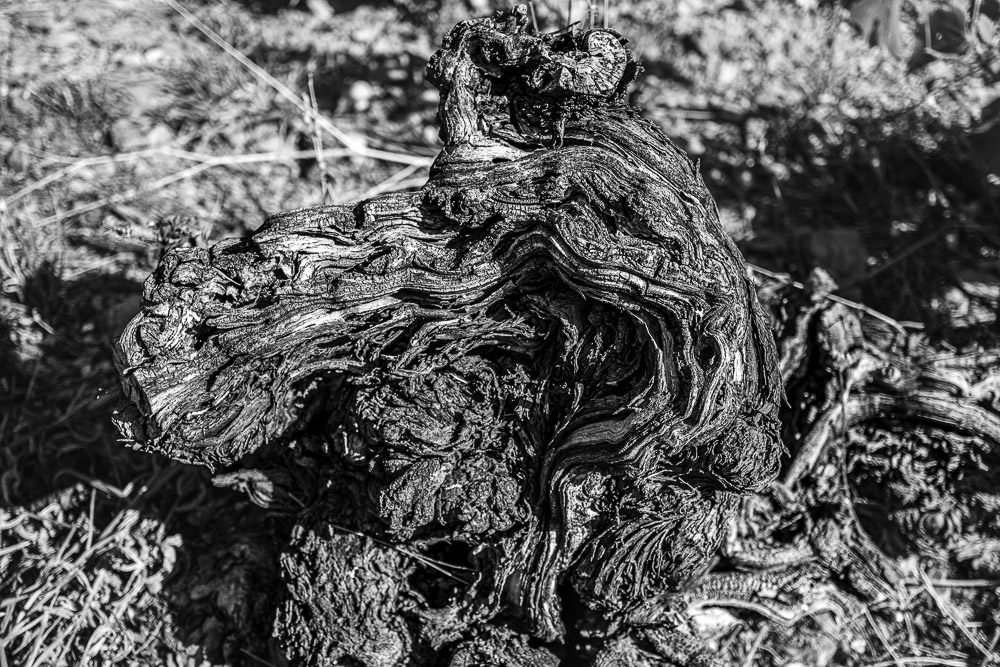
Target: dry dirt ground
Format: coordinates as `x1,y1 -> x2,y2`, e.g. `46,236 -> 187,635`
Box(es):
1,0 -> 999,665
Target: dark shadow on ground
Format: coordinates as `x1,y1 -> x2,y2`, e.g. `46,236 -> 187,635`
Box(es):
0,258 -> 289,665
634,88 -> 1000,342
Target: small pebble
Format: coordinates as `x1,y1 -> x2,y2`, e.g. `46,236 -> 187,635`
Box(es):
348,80 -> 375,113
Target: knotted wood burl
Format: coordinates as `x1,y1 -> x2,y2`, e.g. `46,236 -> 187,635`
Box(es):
115,6 -> 782,662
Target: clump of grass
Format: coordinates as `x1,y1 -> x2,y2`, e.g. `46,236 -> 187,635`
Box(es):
1,485 -> 179,666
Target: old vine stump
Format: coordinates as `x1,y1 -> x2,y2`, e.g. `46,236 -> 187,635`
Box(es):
115,6 -> 787,665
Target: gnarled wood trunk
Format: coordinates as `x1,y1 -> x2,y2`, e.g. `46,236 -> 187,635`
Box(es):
114,6 -> 786,664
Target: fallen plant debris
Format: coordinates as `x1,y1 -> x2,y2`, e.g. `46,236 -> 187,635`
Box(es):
0,484 -> 179,665
108,6 -> 1000,666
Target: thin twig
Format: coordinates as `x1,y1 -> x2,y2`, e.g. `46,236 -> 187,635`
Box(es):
748,264 -> 912,335
341,163 -> 425,203
3,147 -> 166,207
904,577 -> 1000,588
86,489 -> 95,555
840,226 -> 949,291
0,137 -> 145,164
327,522 -> 474,582
864,659 -> 969,667
306,72 -> 332,205
918,569 -> 996,659
34,149 -> 346,226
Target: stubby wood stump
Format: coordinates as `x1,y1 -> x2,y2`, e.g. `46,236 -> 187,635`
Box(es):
114,7 -> 783,665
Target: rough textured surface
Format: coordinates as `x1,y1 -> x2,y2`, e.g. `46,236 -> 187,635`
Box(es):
113,6 -> 783,663
694,268 -> 1000,664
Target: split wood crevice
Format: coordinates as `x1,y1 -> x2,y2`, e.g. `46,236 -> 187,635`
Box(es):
114,7 -> 1000,665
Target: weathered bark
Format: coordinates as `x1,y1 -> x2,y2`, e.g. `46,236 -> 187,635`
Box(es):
114,6 -> 785,663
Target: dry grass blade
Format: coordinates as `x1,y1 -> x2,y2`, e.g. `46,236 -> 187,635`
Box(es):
0,540 -> 31,557
163,0 -> 360,151
918,569 -> 996,659
3,148 -> 166,208
327,522 -> 474,582
863,605 -> 906,667
0,213 -> 27,293
840,226 -> 950,291
364,176 -> 426,198
748,264 -> 911,335
34,149 -> 346,226
865,659 -> 970,667
741,625 -> 769,667
306,72 -> 332,205
86,489 -> 95,554
241,648 -> 279,666
164,0 -> 432,167
904,578 -> 1000,588
341,163 -> 426,203
0,137 -> 121,165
